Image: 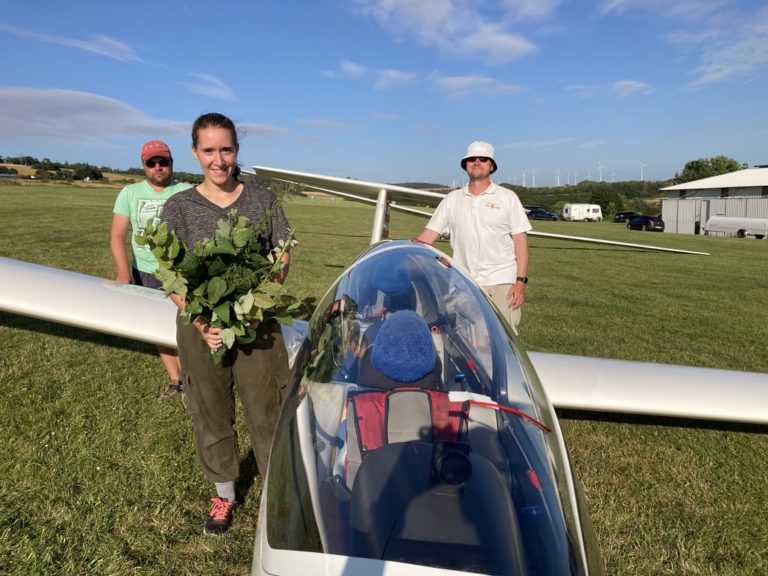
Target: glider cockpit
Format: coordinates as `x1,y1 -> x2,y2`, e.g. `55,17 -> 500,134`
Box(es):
258,241 -> 599,575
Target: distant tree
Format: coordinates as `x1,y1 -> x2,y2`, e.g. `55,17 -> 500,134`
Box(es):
674,155 -> 747,184
73,166 -> 104,181
0,166 -> 18,175
173,171 -> 204,185
589,186 -> 624,215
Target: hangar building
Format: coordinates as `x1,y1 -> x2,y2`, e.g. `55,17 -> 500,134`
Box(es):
661,167 -> 768,235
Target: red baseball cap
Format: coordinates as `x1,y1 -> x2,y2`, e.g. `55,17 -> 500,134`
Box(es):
141,140 -> 172,162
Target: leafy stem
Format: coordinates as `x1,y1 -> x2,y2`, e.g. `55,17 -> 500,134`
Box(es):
137,209 -> 304,363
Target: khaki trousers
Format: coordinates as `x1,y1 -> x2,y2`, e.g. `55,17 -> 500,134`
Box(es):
483,283 -> 522,335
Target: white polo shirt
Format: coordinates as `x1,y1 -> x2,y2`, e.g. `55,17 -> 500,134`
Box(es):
426,182 -> 531,285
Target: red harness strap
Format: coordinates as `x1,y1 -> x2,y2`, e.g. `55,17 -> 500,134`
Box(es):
349,388 -> 464,455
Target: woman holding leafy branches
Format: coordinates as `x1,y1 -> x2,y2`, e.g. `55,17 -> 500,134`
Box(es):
158,112 -> 293,535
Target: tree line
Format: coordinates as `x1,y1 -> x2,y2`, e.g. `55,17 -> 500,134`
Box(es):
2,153 -> 747,205
498,155 -> 749,217
0,155 -> 203,184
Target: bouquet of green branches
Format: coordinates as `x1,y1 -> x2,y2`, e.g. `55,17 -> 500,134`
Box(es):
137,209 -> 303,364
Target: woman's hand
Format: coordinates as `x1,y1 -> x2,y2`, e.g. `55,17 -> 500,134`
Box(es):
193,317 -> 223,349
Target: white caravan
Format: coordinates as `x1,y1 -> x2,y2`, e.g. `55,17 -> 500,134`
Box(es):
704,216 -> 768,239
562,203 -> 603,222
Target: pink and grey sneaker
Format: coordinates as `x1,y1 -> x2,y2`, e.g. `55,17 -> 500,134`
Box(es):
203,497 -> 237,535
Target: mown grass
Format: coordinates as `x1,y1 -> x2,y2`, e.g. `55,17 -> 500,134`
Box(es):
1,182 -> 766,575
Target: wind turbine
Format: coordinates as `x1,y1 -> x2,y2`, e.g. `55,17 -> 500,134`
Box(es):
639,162 -> 646,181
531,166 -> 537,188
521,169 -> 527,187
555,167 -> 561,187
597,161 -> 606,182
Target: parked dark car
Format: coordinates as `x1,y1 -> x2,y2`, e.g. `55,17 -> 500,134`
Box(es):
524,206 -> 558,221
614,210 -> 639,223
627,214 -> 664,232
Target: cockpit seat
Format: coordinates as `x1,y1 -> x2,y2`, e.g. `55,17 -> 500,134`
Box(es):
349,441 -> 527,574
344,388 -> 464,488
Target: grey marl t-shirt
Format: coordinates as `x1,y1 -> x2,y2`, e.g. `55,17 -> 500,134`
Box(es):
160,178 -> 291,253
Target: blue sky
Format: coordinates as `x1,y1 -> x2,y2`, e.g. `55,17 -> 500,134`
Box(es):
1,0 -> 766,186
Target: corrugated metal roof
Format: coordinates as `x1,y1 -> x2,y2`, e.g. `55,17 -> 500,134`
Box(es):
661,168 -> 768,191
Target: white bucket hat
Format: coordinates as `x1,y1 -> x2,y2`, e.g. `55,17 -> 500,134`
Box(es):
461,141 -> 497,173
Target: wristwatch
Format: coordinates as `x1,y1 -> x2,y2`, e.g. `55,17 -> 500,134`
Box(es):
516,276 -> 528,284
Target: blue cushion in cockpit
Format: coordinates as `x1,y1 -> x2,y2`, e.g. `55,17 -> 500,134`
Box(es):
371,310 -> 435,383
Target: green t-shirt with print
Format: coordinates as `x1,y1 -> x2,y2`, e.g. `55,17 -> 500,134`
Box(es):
113,180 -> 192,272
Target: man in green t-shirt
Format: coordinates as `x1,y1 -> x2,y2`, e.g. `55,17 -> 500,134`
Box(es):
110,140 -> 191,403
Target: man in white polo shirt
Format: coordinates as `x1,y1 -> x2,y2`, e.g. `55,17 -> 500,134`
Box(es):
414,141 -> 531,334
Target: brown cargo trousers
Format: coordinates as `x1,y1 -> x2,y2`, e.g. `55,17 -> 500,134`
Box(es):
176,316 -> 291,482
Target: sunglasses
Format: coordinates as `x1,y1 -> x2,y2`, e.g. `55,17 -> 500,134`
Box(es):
145,158 -> 171,168
466,157 -> 490,163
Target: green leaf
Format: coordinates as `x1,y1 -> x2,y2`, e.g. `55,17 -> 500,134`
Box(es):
259,282 -> 286,296
237,292 -> 255,315
176,250 -> 200,277
207,276 -> 228,306
184,300 -> 203,318
155,267 -> 187,297
205,256 -> 228,277
167,234 -> 181,260
213,302 -> 231,325
238,327 -> 257,344
209,238 -> 236,256
210,347 -> 227,364
232,226 -> 253,248
220,328 -> 236,350
216,216 -> 233,238
273,314 -> 294,326
253,292 -> 275,310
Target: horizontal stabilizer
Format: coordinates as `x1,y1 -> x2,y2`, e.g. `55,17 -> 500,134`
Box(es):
253,166 -> 447,207
252,165 -> 708,255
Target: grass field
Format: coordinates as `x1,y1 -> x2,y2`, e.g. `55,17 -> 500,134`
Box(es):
1,181 -> 767,575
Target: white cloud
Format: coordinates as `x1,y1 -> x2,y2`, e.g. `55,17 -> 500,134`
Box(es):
463,24 -> 536,64
612,79 -> 652,96
353,0 -> 537,63
501,138 -> 576,149
595,1 -> 768,88
297,118 -> 351,130
374,68 -> 418,89
686,7 -> 768,87
432,74 -> 526,98
0,87 -> 287,144
340,59 -> 369,77
501,0 -> 563,21
0,23 -> 143,63
566,84 -> 604,98
323,59 -> 417,90
177,73 -> 236,102
597,0 -> 729,20
566,80 -> 651,97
